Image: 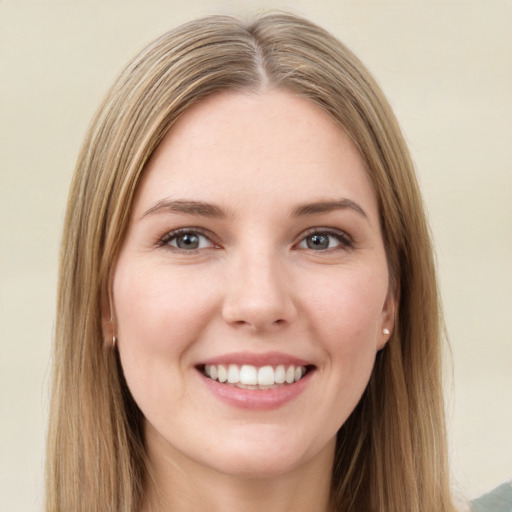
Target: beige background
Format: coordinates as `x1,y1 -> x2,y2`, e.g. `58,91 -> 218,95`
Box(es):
1,0 -> 511,510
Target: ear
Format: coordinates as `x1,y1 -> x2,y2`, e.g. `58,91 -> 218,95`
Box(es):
377,280 -> 399,350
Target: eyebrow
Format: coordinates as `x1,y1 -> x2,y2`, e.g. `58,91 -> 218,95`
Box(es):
142,199 -> 229,219
291,199 -> 368,219
141,198 -> 368,221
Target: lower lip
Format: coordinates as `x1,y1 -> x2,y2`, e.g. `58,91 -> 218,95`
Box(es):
199,371 -> 313,411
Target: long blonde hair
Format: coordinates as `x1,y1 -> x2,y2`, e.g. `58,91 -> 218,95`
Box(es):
47,12 -> 455,511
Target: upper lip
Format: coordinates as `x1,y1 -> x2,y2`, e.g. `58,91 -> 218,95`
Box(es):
197,351 -> 314,368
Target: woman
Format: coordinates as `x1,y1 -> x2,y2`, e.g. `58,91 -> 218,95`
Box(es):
46,12 -> 457,511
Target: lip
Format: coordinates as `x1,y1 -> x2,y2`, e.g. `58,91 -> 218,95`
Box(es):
196,352 -> 315,411
198,351 -> 311,367
199,370 -> 313,410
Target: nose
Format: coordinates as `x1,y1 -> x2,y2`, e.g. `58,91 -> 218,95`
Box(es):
221,250 -> 297,332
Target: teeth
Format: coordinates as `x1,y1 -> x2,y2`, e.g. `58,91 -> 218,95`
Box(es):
202,363 -> 308,387
257,366 -> 274,386
217,364 -> 227,383
227,364 -> 239,383
275,365 -> 285,384
240,365 -> 258,385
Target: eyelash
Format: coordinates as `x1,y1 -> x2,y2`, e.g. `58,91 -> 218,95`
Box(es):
157,227 -> 354,253
157,228 -> 218,253
295,228 -> 354,252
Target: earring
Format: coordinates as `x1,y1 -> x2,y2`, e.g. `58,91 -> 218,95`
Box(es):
112,336 -> 117,348
383,328 -> 390,336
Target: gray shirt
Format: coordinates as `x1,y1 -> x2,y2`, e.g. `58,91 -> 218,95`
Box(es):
471,482 -> 512,512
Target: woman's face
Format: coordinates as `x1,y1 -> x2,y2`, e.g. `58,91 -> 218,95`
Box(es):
112,90 -> 394,478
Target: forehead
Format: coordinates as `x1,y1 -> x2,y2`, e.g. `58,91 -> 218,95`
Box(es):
134,89 -> 378,221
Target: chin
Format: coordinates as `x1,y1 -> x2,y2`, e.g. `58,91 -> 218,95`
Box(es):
210,451 -> 311,479
199,427 -> 335,479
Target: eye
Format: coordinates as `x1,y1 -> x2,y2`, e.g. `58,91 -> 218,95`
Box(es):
297,230 -> 352,251
160,229 -> 215,251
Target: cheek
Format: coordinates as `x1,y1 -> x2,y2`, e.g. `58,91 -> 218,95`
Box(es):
303,266 -> 388,347
112,261 -> 219,407
300,266 -> 388,403
113,262 -> 216,352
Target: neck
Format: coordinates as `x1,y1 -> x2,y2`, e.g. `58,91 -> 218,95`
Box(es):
141,424 -> 335,512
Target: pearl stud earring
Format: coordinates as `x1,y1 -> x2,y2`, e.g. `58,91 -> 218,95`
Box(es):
383,328 -> 390,336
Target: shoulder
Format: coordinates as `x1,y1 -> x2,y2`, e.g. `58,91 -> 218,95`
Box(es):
471,482 -> 512,512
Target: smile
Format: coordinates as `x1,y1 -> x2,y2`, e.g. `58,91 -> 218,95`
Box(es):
202,364 -> 310,389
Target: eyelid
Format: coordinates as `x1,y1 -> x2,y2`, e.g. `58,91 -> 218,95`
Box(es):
295,227 -> 354,250
157,227 -> 220,250
156,226 -> 353,252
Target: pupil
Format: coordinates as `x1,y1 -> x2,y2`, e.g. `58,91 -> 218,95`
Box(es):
177,234 -> 199,249
307,234 -> 329,250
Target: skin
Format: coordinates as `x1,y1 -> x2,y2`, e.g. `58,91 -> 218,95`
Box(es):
111,89 -> 395,512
